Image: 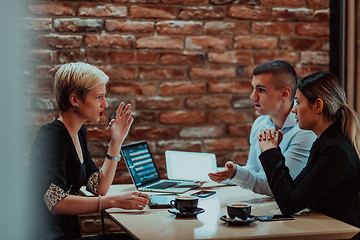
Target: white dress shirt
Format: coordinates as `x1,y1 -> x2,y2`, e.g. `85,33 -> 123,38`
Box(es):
228,110 -> 317,196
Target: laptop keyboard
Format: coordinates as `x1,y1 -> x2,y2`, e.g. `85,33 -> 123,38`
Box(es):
149,181 -> 178,189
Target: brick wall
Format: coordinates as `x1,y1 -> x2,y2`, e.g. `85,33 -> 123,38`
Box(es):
25,0 -> 330,184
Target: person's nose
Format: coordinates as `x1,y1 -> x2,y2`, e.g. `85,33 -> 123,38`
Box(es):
102,97 -> 108,109
291,105 -> 297,114
250,89 -> 257,101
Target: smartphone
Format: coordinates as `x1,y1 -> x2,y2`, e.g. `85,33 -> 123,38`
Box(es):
190,190 -> 216,198
257,214 -> 294,221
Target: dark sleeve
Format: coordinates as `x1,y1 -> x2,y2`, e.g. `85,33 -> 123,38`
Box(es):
29,125 -> 71,211
79,126 -> 100,195
259,145 -> 350,215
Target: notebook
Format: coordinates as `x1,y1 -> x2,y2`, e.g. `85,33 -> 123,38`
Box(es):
165,150 -> 217,182
121,141 -> 201,193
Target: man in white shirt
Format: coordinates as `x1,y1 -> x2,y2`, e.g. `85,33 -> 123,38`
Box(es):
209,60 -> 316,197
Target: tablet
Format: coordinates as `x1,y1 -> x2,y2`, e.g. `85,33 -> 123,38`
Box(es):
149,195 -> 177,209
165,151 -> 217,182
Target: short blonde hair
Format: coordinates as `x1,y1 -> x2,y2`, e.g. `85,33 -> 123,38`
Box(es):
54,62 -> 109,112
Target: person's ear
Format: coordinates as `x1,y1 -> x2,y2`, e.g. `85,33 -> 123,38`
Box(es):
69,94 -> 79,108
281,87 -> 291,99
314,98 -> 324,114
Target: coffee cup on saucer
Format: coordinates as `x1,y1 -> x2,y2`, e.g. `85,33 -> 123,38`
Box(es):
170,196 -> 198,213
227,202 -> 251,220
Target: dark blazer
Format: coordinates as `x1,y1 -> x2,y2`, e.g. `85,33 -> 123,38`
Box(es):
259,121 -> 360,230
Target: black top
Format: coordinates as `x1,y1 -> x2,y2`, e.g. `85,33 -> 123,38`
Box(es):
259,121 -> 360,229
26,120 -> 99,239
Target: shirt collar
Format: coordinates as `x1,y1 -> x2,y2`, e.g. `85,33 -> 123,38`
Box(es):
268,101 -> 297,130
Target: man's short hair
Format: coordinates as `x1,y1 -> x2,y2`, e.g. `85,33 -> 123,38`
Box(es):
253,60 -> 297,100
54,62 -> 109,112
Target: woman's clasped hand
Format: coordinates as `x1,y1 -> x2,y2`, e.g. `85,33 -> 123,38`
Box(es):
257,128 -> 283,153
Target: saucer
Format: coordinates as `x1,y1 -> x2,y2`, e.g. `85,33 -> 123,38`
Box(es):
168,207 -> 205,218
220,215 -> 257,226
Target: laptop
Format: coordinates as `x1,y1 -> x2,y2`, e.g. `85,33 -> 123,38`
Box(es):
121,141 -> 201,193
165,150 -> 217,182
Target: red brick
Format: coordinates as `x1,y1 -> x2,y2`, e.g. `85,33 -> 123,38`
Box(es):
160,81 -> 206,96
24,18 -> 52,31
159,111 -> 205,124
27,80 -> 54,94
300,51 -> 329,65
139,67 -> 185,80
87,142 -> 108,158
162,0 -> 208,3
54,18 -> 103,32
232,97 -> 254,109
132,111 -> 157,124
130,5 -> 177,19
156,140 -> 202,153
159,52 -> 205,65
108,81 -> 156,95
33,34 -> 82,49
321,41 -> 329,51
190,66 -> 236,79
129,126 -> 176,140
228,6 -> 271,20
86,127 -> 111,140
78,4 -> 127,17
251,22 -> 293,35
260,0 -> 304,7
28,3 -> 75,16
280,37 -> 321,51
185,96 -> 230,108
137,37 -> 183,49
236,64 -> 257,78
110,0 -> 159,2
31,97 -> 57,110
85,34 -> 135,49
136,97 -> 182,109
208,80 -> 253,93
254,51 -> 298,64
59,49 -> 108,64
234,36 -> 278,49
295,23 -> 329,36
98,66 -> 136,80
28,49 -> 57,63
105,20 -> 154,33
307,0 -> 329,9
179,6 -> 225,20
204,138 -> 249,151
85,115 -> 108,126
232,151 -> 249,166
273,8 -> 314,22
35,65 -> 60,79
186,36 -> 231,50
110,51 -> 156,65
204,21 -> 250,35
294,65 -> 327,78
314,9 -> 330,22
208,51 -> 252,64
179,126 -> 224,138
228,123 -> 252,137
26,112 -> 58,126
210,0 -> 235,4
207,110 -> 248,123
156,21 -> 203,35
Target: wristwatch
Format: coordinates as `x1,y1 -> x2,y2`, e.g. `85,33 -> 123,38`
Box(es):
106,153 -> 121,161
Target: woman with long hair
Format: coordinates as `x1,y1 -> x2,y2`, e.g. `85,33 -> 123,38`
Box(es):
257,71 -> 360,239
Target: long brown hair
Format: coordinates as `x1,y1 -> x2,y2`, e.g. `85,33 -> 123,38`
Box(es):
297,71 -> 360,158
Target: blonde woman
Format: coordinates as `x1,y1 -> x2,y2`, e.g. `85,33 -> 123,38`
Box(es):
27,62 -> 150,240
258,72 -> 360,239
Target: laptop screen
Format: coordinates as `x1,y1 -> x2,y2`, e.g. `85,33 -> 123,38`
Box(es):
121,141 -> 161,187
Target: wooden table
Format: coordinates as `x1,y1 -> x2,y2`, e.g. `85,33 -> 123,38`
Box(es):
81,184 -> 360,240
